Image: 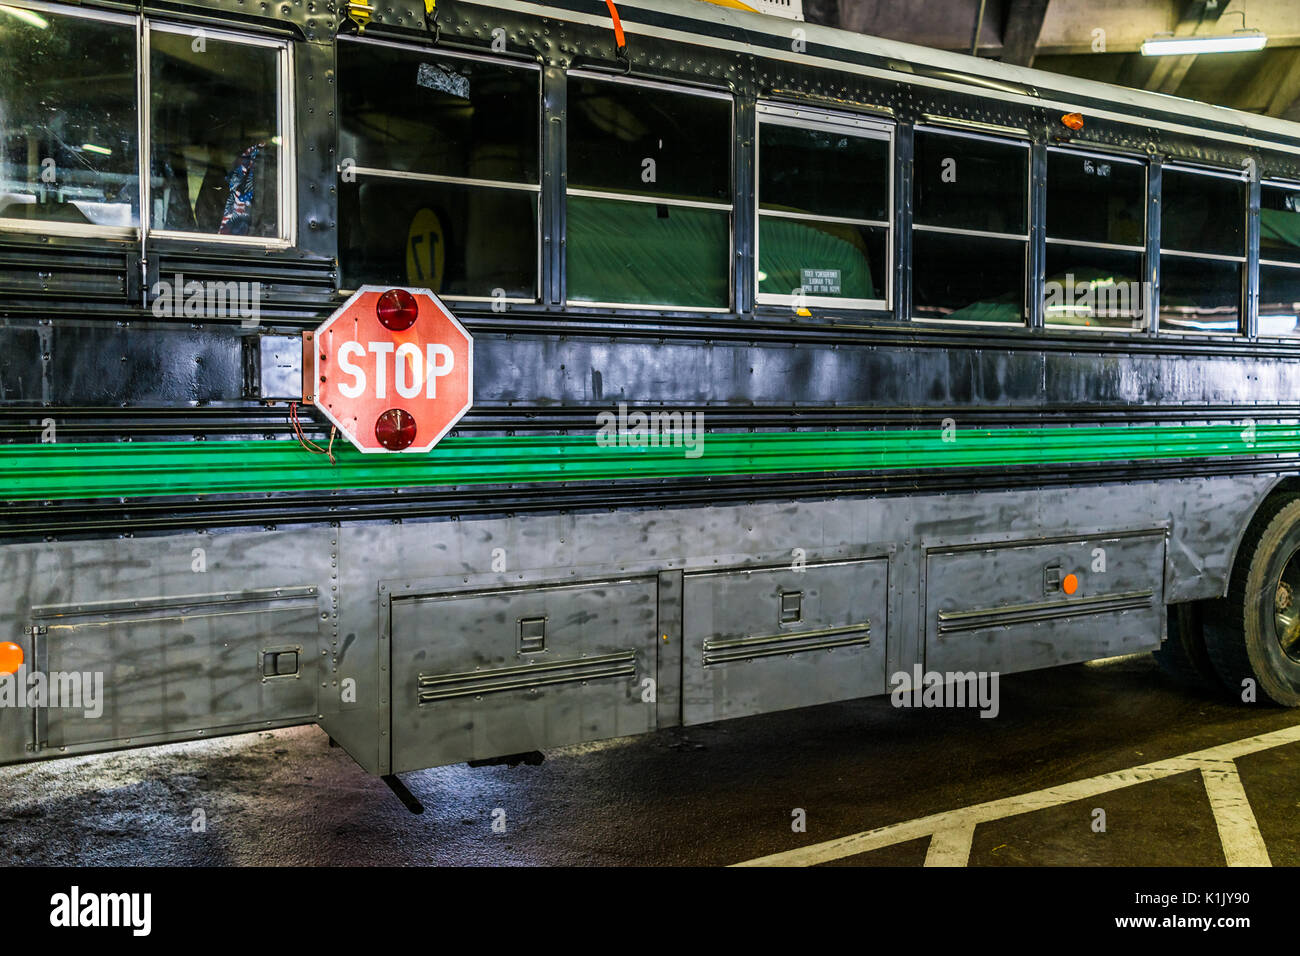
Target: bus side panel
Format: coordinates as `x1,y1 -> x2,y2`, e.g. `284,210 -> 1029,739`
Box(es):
0,472 -> 1279,773
0,529 -> 330,765
924,530 -> 1167,675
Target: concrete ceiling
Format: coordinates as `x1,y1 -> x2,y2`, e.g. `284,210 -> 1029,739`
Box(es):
803,0 -> 1300,121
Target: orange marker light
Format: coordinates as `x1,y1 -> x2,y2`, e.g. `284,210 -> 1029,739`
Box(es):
1061,112 -> 1085,131
0,642 -> 23,675
1063,573 -> 1080,596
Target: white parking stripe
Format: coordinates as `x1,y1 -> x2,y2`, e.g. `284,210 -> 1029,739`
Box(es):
734,723 -> 1300,867
924,825 -> 976,866
1201,765 -> 1272,867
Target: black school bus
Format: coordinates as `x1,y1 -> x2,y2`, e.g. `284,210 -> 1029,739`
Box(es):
3,0 -> 1300,802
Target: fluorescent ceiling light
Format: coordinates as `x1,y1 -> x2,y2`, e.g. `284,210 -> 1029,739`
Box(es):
80,143 -> 112,156
1141,31 -> 1267,56
0,5 -> 49,28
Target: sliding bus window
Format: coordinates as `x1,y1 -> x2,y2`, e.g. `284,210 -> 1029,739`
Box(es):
1259,181 -> 1300,338
912,128 -> 1028,324
148,24 -> 290,242
566,74 -> 732,310
1044,149 -> 1146,330
1158,166 -> 1246,334
0,3 -> 139,236
755,103 -> 891,311
338,40 -> 540,300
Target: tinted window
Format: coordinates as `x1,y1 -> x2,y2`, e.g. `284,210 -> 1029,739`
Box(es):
341,179 -> 537,298
759,121 -> 889,222
914,130 -> 1027,235
1260,264 -> 1300,337
339,45 -> 540,298
568,78 -> 730,203
149,30 -> 282,237
913,232 -> 1024,322
1161,169 -> 1245,257
758,219 -> 887,301
1044,245 -> 1144,330
338,43 -> 538,183
566,77 -> 732,308
1159,254 -> 1240,332
566,196 -> 729,307
1046,151 -> 1145,247
1261,183 -> 1300,265
0,8 -> 138,229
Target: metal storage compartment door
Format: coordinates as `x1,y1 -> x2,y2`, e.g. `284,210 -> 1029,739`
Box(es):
34,587 -> 321,752
682,558 -> 888,725
389,576 -> 658,772
924,530 -> 1166,675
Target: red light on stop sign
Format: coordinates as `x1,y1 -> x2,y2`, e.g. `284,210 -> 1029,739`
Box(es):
376,288 -> 419,331
375,408 -> 417,450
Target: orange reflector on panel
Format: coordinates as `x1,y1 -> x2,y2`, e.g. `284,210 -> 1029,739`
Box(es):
1063,573 -> 1080,596
1061,112 -> 1085,131
0,642 -> 23,675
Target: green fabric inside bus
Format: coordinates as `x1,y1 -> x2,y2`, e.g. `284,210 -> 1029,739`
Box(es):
566,195 -> 729,307
1262,207 -> 1300,257
757,216 -> 876,300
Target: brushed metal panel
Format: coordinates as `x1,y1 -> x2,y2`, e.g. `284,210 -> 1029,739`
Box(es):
36,587 -> 320,750
390,576 -> 657,772
925,531 -> 1167,674
682,557 -> 889,725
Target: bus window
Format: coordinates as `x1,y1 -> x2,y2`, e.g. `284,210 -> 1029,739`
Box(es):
148,26 -> 287,242
1259,183 -> 1300,337
755,103 -> 891,311
338,41 -> 539,300
1158,167 -> 1245,334
566,75 -> 732,310
912,128 -> 1027,324
0,3 -> 138,235
1044,149 -> 1146,330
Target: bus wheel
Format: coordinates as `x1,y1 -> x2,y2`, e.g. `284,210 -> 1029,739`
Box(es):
1153,602 -> 1221,692
1205,495 -> 1300,707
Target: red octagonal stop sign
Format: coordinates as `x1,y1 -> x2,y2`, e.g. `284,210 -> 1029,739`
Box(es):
307,286 -> 473,453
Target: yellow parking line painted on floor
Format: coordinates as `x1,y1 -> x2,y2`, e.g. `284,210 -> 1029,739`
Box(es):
1200,765 -> 1271,867
734,723 -> 1300,867
924,825 -> 977,866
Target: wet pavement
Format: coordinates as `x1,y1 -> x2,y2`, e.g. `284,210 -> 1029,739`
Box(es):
2,654 -> 1298,866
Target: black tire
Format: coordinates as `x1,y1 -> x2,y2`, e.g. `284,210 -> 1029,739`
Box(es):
1153,601 -> 1222,692
1204,494 -> 1300,706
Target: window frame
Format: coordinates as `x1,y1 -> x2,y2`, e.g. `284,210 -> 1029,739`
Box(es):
0,2 -> 297,247
1043,145 -> 1149,333
143,19 -> 295,248
564,69 -> 735,313
910,123 -> 1032,327
0,0 -> 141,241
1256,176 -> 1300,340
753,101 -> 894,313
1157,161 -> 1249,336
335,34 -> 543,303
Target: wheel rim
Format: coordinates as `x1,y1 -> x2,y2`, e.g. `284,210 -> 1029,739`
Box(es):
1273,548 -> 1300,663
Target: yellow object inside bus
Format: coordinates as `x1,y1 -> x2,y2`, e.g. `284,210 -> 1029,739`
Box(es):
697,0 -> 760,11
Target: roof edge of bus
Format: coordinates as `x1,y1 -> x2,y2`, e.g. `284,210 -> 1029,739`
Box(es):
476,0 -> 1300,150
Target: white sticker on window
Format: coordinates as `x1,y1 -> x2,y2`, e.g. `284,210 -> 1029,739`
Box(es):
416,62 -> 470,99
801,268 -> 842,295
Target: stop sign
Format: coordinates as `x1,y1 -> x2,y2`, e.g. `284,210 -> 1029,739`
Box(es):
307,286 -> 473,453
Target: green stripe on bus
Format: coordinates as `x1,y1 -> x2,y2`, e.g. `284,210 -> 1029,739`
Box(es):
0,423 -> 1292,501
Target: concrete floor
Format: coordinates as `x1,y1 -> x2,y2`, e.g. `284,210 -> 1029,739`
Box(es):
2,653 -> 1299,866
